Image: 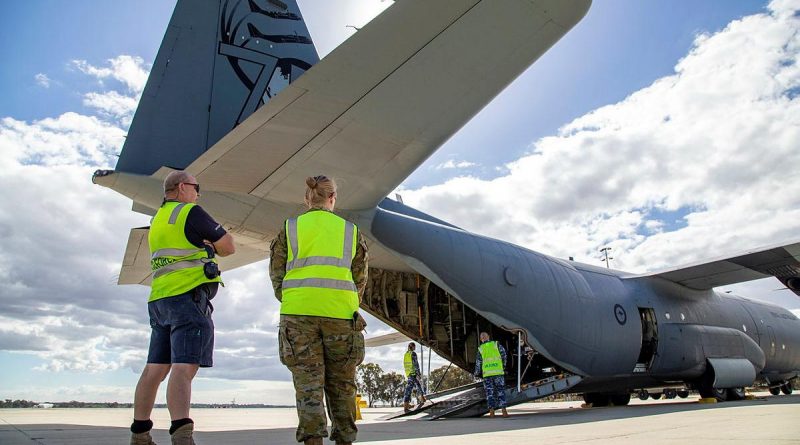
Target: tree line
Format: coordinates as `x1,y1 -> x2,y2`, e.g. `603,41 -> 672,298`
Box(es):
356,363 -> 474,407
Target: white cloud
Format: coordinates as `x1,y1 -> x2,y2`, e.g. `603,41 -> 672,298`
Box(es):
34,73 -> 51,88
435,159 -> 477,170
83,91 -> 139,126
72,55 -> 150,95
401,1 -> 800,286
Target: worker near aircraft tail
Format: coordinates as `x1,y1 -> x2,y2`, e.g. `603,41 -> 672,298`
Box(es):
130,170 -> 236,445
474,332 -> 509,418
270,175 -> 369,445
402,342 -> 427,411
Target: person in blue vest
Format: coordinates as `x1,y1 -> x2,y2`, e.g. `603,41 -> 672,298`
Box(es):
474,332 -> 509,418
130,170 -> 235,445
402,342 -> 427,411
270,175 -> 368,445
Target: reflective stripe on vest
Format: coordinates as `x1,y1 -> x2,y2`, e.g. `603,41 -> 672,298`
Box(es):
479,341 -> 504,377
148,201 -> 221,301
280,210 -> 359,319
404,351 -> 415,377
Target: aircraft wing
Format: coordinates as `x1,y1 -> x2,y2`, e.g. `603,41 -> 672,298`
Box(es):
117,227 -> 268,285
189,0 -> 591,210
633,240 -> 800,295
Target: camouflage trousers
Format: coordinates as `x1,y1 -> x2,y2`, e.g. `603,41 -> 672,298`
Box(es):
402,375 -> 425,403
279,314 -> 365,443
482,375 -> 507,409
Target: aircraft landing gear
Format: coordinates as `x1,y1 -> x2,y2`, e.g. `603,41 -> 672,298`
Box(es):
664,388 -> 677,399
638,390 -> 649,400
769,386 -> 781,395
727,387 -> 746,401
583,393 -> 609,407
781,383 -> 793,395
610,393 -> 631,406
650,392 -> 662,400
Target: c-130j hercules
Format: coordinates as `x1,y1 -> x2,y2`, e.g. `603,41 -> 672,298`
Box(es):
93,0 -> 799,415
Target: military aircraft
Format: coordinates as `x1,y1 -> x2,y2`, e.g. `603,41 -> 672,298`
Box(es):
93,0 -> 800,415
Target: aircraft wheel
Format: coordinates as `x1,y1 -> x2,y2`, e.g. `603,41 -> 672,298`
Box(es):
727,387 -> 746,401
781,383 -> 793,395
650,393 -> 662,400
769,386 -> 781,395
677,390 -> 689,398
638,390 -> 649,401
664,389 -> 677,399
711,388 -> 728,401
610,393 -> 631,406
583,393 -> 609,407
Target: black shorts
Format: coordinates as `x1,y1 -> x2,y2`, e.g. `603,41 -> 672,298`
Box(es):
146,284 -> 216,367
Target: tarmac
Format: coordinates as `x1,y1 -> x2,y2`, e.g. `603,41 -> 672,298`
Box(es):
0,392 -> 798,444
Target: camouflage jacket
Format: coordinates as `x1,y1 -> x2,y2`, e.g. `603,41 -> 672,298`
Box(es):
269,208 -> 369,302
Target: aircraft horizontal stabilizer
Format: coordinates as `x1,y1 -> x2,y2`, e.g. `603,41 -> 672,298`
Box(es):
633,240 -> 800,295
118,227 -> 269,286
190,0 -> 591,210
364,331 -> 411,347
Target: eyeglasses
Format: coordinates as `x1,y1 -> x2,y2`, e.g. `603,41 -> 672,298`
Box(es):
182,183 -> 200,193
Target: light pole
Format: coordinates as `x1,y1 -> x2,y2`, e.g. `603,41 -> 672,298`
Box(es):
599,247 -> 613,269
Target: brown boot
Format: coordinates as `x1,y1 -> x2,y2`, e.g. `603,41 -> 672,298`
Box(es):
501,408 -> 509,417
488,409 -> 495,417
130,431 -> 157,445
170,423 -> 195,445
403,401 -> 412,412
303,438 -> 323,445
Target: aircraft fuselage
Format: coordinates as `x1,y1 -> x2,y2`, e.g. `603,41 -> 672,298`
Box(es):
364,201 -> 800,393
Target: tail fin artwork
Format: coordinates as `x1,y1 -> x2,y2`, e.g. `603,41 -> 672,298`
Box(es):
115,0 -> 319,176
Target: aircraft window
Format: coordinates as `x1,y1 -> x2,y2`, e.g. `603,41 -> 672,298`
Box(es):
665,312 -> 671,320
680,313 -> 685,321
783,344 -> 786,350
742,324 -> 747,332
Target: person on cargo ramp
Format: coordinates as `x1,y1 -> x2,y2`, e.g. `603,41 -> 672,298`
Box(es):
474,332 -> 509,418
402,342 -> 427,411
270,175 -> 369,445
130,170 -> 236,445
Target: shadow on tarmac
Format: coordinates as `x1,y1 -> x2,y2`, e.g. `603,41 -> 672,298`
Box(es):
1,395 -> 797,444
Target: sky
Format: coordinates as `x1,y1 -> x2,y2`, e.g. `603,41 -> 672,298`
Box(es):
0,0 -> 799,405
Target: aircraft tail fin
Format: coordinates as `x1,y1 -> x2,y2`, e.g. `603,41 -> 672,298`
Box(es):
115,0 -> 319,176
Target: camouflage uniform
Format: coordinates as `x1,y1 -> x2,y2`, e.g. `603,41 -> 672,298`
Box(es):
270,208 -> 368,443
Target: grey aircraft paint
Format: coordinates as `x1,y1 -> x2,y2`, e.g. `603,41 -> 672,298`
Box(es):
361,200 -> 800,399
116,0 -> 319,175
98,0 -> 800,409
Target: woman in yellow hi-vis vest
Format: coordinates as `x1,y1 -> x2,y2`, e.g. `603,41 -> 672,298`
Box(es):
269,175 -> 368,445
474,332 -> 509,417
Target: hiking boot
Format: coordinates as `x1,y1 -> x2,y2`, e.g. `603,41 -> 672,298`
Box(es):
303,438 -> 323,445
488,409 -> 495,418
501,408 -> 509,417
130,431 -> 157,445
403,402 -> 412,412
170,423 -> 195,445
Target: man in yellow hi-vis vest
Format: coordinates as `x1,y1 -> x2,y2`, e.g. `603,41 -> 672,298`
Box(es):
402,342 -> 427,411
474,332 -> 509,418
130,170 -> 235,445
270,175 -> 368,445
